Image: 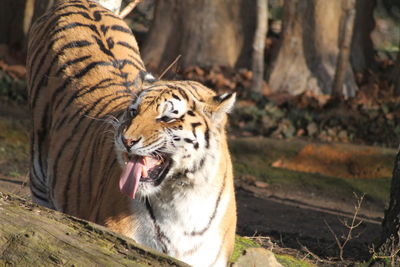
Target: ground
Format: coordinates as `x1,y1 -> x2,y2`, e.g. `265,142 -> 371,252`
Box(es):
0,100 -> 394,266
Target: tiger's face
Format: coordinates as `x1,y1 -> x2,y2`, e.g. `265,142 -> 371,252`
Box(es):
115,79 -> 235,199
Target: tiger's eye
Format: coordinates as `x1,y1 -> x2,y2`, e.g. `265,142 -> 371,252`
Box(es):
129,108 -> 137,117
160,116 -> 176,123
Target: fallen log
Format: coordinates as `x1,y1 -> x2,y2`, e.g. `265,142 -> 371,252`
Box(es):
0,192 -> 189,266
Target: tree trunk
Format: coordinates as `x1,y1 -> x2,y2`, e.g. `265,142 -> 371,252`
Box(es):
375,148 -> 400,265
0,0 -> 55,51
394,43 -> 400,95
332,0 -> 356,97
267,0 -> 358,97
251,0 -> 268,95
350,0 -> 377,75
0,192 -> 189,266
141,0 -> 256,73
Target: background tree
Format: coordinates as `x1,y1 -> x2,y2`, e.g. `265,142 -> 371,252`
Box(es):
141,0 -> 256,73
0,0 -> 54,52
267,0 -> 358,97
350,0 -> 377,75
251,0 -> 268,95
332,0 -> 356,97
375,148 -> 400,265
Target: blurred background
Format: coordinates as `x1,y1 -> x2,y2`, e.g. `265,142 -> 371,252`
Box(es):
0,0 -> 400,265
0,0 -> 399,147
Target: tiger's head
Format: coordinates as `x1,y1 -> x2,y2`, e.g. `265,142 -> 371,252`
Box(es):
115,73 -> 235,199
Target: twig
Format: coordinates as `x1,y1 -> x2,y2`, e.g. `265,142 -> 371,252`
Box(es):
158,55 -> 182,79
119,0 -> 142,19
298,241 -> 323,263
324,193 -> 364,261
370,232 -> 400,265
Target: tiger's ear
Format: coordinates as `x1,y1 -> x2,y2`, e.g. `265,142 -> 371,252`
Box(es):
133,70 -> 157,89
207,92 -> 236,125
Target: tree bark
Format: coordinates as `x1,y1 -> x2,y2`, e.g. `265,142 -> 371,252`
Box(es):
0,192 -> 189,266
350,0 -> 377,75
0,0 -> 54,51
376,148 -> 400,265
251,0 -> 268,95
141,0 -> 256,73
394,43 -> 400,95
332,0 -> 356,97
267,0 -> 358,97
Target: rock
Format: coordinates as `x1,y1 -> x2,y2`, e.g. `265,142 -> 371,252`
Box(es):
254,181 -> 269,189
306,122 -> 318,136
233,248 -> 282,267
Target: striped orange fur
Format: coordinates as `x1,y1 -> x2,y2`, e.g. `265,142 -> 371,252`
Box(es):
27,1 -> 236,266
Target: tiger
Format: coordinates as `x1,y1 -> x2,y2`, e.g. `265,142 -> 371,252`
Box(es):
26,0 -> 237,266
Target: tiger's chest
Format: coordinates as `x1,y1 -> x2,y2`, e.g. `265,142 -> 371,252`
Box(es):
128,185 -> 230,267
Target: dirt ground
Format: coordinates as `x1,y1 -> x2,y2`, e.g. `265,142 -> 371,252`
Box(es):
235,180 -> 383,265
0,102 -> 389,266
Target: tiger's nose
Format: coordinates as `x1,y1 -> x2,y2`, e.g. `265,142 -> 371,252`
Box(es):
122,136 -> 142,149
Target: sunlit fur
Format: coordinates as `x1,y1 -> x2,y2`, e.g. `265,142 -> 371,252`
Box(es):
26,1 -> 236,266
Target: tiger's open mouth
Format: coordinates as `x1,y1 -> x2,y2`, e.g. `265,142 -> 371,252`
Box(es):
119,153 -> 171,199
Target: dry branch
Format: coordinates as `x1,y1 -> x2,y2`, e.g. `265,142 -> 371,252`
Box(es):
0,192 -> 189,266
324,193 -> 364,261
119,0 -> 143,19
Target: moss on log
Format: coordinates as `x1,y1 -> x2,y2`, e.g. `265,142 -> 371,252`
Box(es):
0,192 -> 189,266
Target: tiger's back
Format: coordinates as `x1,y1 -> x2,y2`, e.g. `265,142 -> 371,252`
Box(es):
27,1 -> 237,266
27,0 -> 144,215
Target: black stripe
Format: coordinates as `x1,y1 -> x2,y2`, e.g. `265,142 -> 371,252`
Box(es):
204,119 -> 210,149
75,130 -> 99,215
29,36 -> 63,95
100,25 -> 109,34
93,35 -> 114,57
90,110 -> 128,214
31,39 -> 93,109
191,122 -> 201,137
87,134 -> 103,197
112,59 -> 143,71
30,188 -> 48,202
116,41 -> 140,55
56,55 -> 92,75
93,10 -> 102,21
110,71 -> 128,79
30,158 -> 46,188
51,61 -> 112,109
31,38 -> 92,87
36,104 -> 50,182
55,4 -> 89,12
93,157 -> 117,220
186,82 -> 205,102
128,54 -> 145,69
103,13 -> 120,19
145,198 -> 170,254
110,25 -> 131,34
55,78 -> 111,112
210,223 -> 232,267
172,93 -> 181,100
165,85 -> 189,101
184,169 -> 227,236
52,22 -> 100,37
59,96 -> 130,210
29,174 -> 47,197
106,37 -> 115,49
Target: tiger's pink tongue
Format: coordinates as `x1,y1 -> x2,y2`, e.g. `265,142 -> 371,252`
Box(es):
119,156 -> 159,199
